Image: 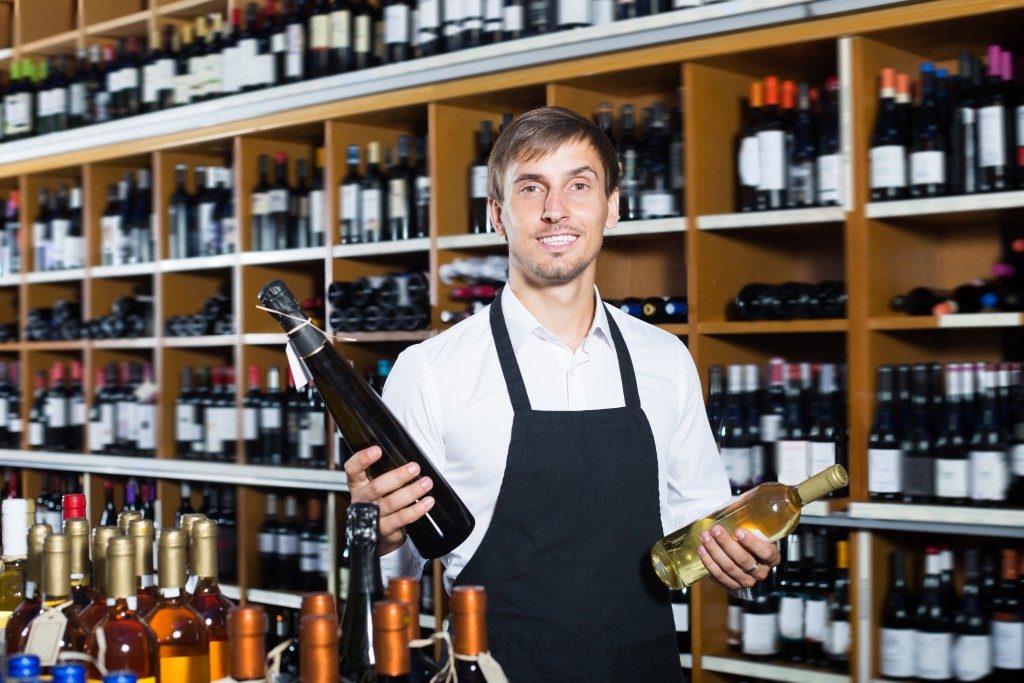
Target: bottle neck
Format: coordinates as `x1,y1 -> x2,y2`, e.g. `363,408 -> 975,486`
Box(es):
347,538 -> 382,598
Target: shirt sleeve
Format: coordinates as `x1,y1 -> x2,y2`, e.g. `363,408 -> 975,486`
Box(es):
666,342 -> 731,531
378,345 -> 446,584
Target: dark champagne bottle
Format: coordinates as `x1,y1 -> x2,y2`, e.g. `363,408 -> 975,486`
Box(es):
880,551 -> 915,680
339,503 -> 385,681
258,280 -> 475,559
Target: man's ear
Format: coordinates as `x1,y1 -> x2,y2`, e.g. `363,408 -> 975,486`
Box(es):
488,197 -> 506,239
605,187 -> 621,230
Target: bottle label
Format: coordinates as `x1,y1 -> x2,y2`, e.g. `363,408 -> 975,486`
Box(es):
389,178 -> 408,219
727,603 -> 742,635
222,46 -> 239,94
46,396 -> 67,428
816,153 -> 841,203
504,5 -> 524,32
70,82 -> 86,116
881,627 -> 915,677
868,448 -> 902,494
23,606 -> 68,666
89,414 -> 105,452
275,533 -> 299,555
29,421 -> 44,447
993,620 -> 1024,669
756,130 -> 786,191
251,192 -> 270,217
361,189 -> 383,240
311,14 -> 331,49
915,630 -> 953,680
159,654 -> 211,683
51,88 -> 67,116
268,189 -> 289,215
829,619 -> 850,658
672,603 -> 689,632
954,634 -> 992,681
310,189 -> 325,237
870,145 -> 907,189
559,1 -> 590,24
137,405 -> 156,450
809,441 -> 837,475
386,5 -> 411,44
640,192 -> 675,219
471,165 -> 489,199
174,72 -> 192,106
355,15 -> 371,54
775,439 -> 809,486
331,10 -> 352,48
243,407 -> 258,440
759,414 -> 782,442
258,532 -> 275,553
935,458 -> 969,499
300,551 -> 318,573
911,150 -> 946,185
260,406 -> 282,430
1011,444 -> 1024,476
741,612 -> 777,656
318,539 -> 331,574
0,398 -> 6,427
123,67 -> 139,89
979,105 -> 1007,168
749,444 -> 765,485
788,162 -> 814,205
592,0 -> 614,25
778,594 -> 804,639
969,449 -> 1007,501
804,598 -> 829,643
100,404 -> 115,446
720,447 -> 752,489
308,412 -> 326,446
286,24 -> 306,78
175,403 -> 196,441
341,183 -> 360,221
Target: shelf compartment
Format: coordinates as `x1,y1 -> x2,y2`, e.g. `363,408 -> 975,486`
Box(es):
436,233 -> 505,250
332,238 -> 431,259
848,502 -> 1024,529
25,269 -> 87,284
657,324 -> 690,336
866,190 -> 1024,223
240,247 -> 326,266
158,254 -> 236,273
242,333 -> 287,346
870,313 -> 1024,330
700,655 -> 848,683
698,206 -> 845,230
0,449 -> 348,491
220,585 -> 303,609
699,319 -> 848,334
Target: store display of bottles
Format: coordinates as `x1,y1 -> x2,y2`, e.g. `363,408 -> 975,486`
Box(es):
736,75 -> 842,211
30,183 -> 85,272
724,529 -> 851,673
879,545 -> 1024,682
612,295 -> 688,323
241,365 -> 329,468
1,190 -> 22,276
88,363 -> 158,458
100,169 -> 155,266
732,280 -> 847,321
595,99 -> 685,221
257,493 -> 328,592
168,163 -> 237,259
337,135 -> 429,245
163,290 -> 234,337
96,477 -> 159,526
25,301 -> 83,341
439,255 -> 508,324
250,149 -> 325,251
0,362 -> 23,448
328,273 -> 430,333
83,293 -> 153,340
27,362 -> 86,452
707,359 -> 849,496
868,361 -> 1024,508
174,365 -> 241,463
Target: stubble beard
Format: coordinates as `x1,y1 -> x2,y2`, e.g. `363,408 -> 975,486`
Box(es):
510,239 -> 597,284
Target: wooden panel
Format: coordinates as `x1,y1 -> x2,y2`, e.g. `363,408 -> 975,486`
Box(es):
16,0 -> 77,45
82,0 -> 147,27
594,233 -> 686,301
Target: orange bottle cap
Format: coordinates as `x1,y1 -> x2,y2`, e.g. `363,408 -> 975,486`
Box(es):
300,592 -> 336,619
880,67 -> 896,90
749,81 -> 763,107
763,76 -> 779,105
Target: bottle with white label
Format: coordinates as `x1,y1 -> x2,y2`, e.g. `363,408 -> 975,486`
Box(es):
776,364 -> 810,487
978,45 -> 1011,193
756,76 -> 787,211
360,142 -> 386,243
718,365 -> 753,495
881,550 -> 916,680
827,539 -> 851,673
809,364 -> 845,498
952,548 -> 992,683
741,577 -> 778,659
910,63 -> 948,198
870,67 -> 908,201
935,364 -> 969,505
275,496 -> 302,591
816,76 -> 842,206
869,365 -> 904,501
803,531 -> 832,667
737,81 -> 762,212
776,533 -> 805,662
969,364 -> 1008,506
992,548 -> 1024,680
914,547 -> 954,681
469,120 -> 493,234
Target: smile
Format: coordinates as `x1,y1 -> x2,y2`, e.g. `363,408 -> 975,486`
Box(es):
538,234 -> 579,246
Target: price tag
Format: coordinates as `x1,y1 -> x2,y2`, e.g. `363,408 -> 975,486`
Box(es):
285,341 -> 314,390
477,651 -> 510,683
24,607 -> 68,666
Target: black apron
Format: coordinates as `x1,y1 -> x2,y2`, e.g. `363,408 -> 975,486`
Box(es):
453,289 -> 682,683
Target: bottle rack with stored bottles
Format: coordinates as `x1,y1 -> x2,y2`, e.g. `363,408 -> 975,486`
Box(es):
2,1 -> 1024,682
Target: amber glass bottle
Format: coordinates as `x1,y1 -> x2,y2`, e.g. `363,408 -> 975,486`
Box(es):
26,533 -> 89,674
0,499 -> 31,644
5,523 -> 51,655
77,526 -> 119,631
145,528 -> 210,683
228,604 -> 267,682
452,585 -> 490,683
63,517 -> 92,612
187,519 -> 234,680
84,536 -> 159,682
127,520 -> 159,616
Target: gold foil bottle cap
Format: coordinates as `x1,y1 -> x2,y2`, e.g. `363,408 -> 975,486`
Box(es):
190,519 -> 218,579
299,615 -> 340,682
387,577 -> 422,643
796,464 -> 848,505
27,523 -> 52,585
64,517 -> 91,581
451,585 -> 488,656
229,605 -> 267,680
373,600 -> 411,677
106,536 -> 135,600
157,529 -> 187,590
90,526 -> 119,592
117,511 -> 142,535
128,519 -> 154,579
836,540 -> 849,570
42,533 -> 70,599
300,593 -> 336,619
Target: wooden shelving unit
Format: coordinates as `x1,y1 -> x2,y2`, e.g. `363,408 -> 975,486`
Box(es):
2,1 -> 1024,681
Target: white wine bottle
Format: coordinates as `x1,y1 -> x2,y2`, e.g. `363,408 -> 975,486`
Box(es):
652,464 -> 848,589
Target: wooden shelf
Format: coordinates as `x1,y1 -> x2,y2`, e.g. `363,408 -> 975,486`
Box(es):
85,10 -> 150,37
870,313 -> 1024,330
334,330 -> 437,344
436,233 -> 505,250
24,341 -> 86,351
25,268 -> 86,284
866,190 -> 1024,222
240,247 -> 326,266
606,217 -> 687,238
697,206 -> 845,230
0,274 -> 19,287
700,655 -> 848,683
19,30 -> 78,56
220,585 -> 304,609
91,263 -> 157,279
242,333 -> 288,346
657,323 -> 690,336
157,0 -> 228,18
91,338 -> 157,350
0,343 -> 20,352
163,335 -> 238,347
159,255 -> 235,273
698,319 -> 848,334
332,238 -> 431,259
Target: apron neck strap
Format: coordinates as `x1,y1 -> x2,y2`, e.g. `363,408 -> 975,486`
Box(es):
489,287 -> 643,413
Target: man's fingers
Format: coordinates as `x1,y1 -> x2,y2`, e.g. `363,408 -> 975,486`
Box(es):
344,446 -> 382,487
701,528 -> 756,588
377,477 -> 434,517
698,544 -> 741,590
380,497 -> 435,538
735,528 -> 782,567
359,461 -> 422,503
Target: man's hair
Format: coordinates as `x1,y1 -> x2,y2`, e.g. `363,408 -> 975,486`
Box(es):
488,106 -> 620,203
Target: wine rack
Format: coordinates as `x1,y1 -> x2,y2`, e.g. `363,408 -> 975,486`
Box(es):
3,2 -> 1024,683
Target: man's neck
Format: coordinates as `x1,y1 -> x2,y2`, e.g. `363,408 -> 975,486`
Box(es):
507,272 -> 596,352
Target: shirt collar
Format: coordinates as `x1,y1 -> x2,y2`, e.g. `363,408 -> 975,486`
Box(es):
501,284 -> 613,353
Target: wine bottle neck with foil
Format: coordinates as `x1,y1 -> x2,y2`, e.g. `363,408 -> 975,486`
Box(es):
795,464 -> 848,505
257,279 -> 326,358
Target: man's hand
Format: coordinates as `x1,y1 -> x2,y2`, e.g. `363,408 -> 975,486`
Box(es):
344,445 -> 435,556
697,525 -> 781,590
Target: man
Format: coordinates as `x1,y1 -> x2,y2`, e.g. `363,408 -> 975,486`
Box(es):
345,107 -> 780,681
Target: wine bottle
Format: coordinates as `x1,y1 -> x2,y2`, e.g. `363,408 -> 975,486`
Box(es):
979,45 -> 1011,193
339,503 -> 384,681
300,612 -> 339,683
741,574 -> 778,659
910,64 -> 948,197
827,539 -> 851,672
913,547 -> 954,680
188,520 -> 234,680
128,520 -> 159,617
373,601 -> 413,682
718,365 -> 753,495
935,364 -> 969,505
5,522 -> 50,655
802,532 -> 832,666
777,533 -> 805,662
871,68 -> 907,201
651,465 -> 848,589
969,364 -> 1009,505
788,82 -> 816,208
737,81 -> 762,212
756,76 -> 786,210
992,548 -> 1024,681
880,550 -> 915,680
817,76 -> 842,206
776,364 -> 811,486
23,533 -> 88,674
259,280 -> 475,558
901,364 -> 935,503
387,577 -> 440,681
275,496 -> 301,590
451,585 -> 495,681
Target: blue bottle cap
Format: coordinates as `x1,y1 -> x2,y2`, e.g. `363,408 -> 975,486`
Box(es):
921,62 -> 935,73
980,292 -> 999,309
7,654 -> 40,678
103,672 -> 137,683
51,663 -> 87,683
377,358 -> 393,377
936,68 -> 949,78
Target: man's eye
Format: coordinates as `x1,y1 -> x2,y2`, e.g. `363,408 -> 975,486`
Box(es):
572,183 -> 589,191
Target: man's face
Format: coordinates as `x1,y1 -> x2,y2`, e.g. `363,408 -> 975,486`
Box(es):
491,139 -> 619,286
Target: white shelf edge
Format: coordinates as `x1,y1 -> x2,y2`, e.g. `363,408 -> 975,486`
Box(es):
697,206 -> 845,230
0,0 -> 862,167
866,190 -> 1024,219
242,333 -> 288,345
25,268 -> 87,284
847,502 -> 1024,528
936,312 -> 1023,328
163,335 -> 238,347
240,247 -> 326,266
680,653 -> 693,669
801,500 -> 829,517
220,585 -> 305,609
700,655 -> 847,683
436,233 -> 506,250
0,275 -> 19,287
91,338 -> 158,349
0,449 -> 349,491
159,255 -> 236,273
332,238 -> 431,259
91,263 -> 157,278
606,217 -> 687,238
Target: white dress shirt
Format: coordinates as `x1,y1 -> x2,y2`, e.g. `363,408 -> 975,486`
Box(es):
380,285 -> 730,591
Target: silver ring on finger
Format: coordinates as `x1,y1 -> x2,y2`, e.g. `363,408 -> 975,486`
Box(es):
743,561 -> 759,575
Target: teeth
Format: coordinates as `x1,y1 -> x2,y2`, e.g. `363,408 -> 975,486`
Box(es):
540,235 -> 577,245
